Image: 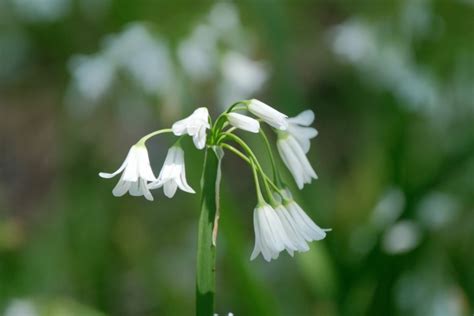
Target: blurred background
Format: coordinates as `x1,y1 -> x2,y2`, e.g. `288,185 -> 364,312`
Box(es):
1,0 -> 473,315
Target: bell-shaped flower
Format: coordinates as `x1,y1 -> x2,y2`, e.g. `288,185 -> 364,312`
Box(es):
148,146 -> 195,198
172,107 -> 210,150
277,133 -> 318,189
250,203 -> 295,262
247,99 -> 288,130
99,144 -> 156,201
227,112 -> 260,133
287,110 -> 318,153
282,189 -> 329,242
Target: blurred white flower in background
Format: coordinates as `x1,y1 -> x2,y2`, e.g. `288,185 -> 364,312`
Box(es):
4,299 -> 38,316
219,52 -> 268,106
371,188 -> 406,230
208,2 -> 239,32
66,3 -> 268,118
382,220 -> 421,255
69,54 -> 115,103
177,2 -> 269,109
416,192 -> 460,230
331,19 -> 439,116
105,24 -> 175,95
66,23 -> 177,117
178,24 -> 218,81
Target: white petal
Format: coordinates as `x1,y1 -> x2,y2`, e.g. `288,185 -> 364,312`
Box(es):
275,205 -> 309,253
287,136 -> 318,182
129,181 -> 141,196
287,202 -> 327,242
163,180 -> 178,198
288,125 -> 318,153
122,148 -> 140,182
137,146 -> 157,181
248,99 -> 288,130
112,177 -> 131,197
99,147 -> 133,179
140,178 -> 154,201
227,113 -> 260,133
251,208 -> 263,260
277,138 -> 305,189
193,126 -> 207,150
287,110 -> 315,126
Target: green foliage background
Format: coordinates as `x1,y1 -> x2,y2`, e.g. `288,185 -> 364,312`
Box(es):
0,0 -> 473,315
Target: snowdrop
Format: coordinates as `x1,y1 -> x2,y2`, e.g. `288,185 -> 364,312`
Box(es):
247,99 -> 288,130
99,144 -> 156,201
277,133 -> 318,189
227,112 -> 260,133
250,203 -> 296,262
287,110 -> 318,153
172,107 -> 210,150
149,146 -> 195,198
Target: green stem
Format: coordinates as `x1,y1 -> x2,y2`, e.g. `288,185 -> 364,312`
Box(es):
220,135 -> 278,205
259,129 -> 284,187
137,128 -> 173,144
196,147 -> 223,316
222,143 -> 285,202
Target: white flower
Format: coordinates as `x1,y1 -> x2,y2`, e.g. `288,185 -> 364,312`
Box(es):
172,107 -> 210,150
99,144 -> 156,201
227,112 -> 260,133
274,204 -> 310,255
251,204 -> 295,262
287,110 -> 318,153
148,146 -> 195,198
247,99 -> 288,130
277,133 -> 318,189
284,195 -> 328,242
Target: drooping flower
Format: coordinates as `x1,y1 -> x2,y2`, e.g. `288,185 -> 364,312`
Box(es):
281,189 -> 329,242
99,144 -> 156,201
250,203 -> 295,262
227,112 -> 260,133
277,133 -> 318,189
172,107 -> 210,150
247,99 -> 288,130
274,204 -> 310,255
287,110 -> 318,153
148,146 -> 195,198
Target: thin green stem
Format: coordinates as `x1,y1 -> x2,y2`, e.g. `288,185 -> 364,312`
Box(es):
222,144 -> 281,190
137,128 -> 173,144
259,128 -> 284,186
220,133 -> 279,205
250,157 -> 265,205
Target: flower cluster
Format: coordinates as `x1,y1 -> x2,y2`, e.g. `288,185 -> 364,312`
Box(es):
99,99 -> 329,261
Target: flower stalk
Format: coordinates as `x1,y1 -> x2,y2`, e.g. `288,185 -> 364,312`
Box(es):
196,147 -> 223,316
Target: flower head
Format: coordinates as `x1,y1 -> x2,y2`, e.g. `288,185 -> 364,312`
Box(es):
251,203 -> 295,262
148,146 -> 195,198
247,99 -> 288,130
99,144 -> 156,201
287,110 -> 318,153
172,107 -> 210,150
277,133 -> 318,189
227,112 -> 260,133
